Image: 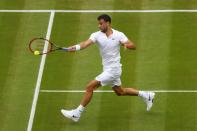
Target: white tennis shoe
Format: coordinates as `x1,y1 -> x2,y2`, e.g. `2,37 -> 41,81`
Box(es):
143,92 -> 155,111
61,109 -> 80,122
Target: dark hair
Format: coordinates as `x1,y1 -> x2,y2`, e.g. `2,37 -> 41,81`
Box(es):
97,14 -> 111,23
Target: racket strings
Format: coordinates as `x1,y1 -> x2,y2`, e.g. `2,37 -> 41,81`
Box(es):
30,39 -> 52,54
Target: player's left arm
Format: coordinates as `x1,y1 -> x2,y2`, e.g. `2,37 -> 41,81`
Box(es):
121,40 -> 136,50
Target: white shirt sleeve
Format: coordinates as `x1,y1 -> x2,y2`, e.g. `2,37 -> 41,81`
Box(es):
89,32 -> 97,43
119,32 -> 129,43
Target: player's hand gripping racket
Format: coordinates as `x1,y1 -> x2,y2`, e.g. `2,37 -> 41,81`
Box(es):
29,37 -> 69,55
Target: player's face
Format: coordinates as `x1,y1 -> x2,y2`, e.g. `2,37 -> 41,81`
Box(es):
98,19 -> 109,33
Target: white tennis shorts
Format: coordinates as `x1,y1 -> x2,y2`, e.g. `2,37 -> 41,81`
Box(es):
95,68 -> 122,87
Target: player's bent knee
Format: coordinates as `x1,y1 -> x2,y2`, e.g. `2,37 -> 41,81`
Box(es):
114,91 -> 124,96
115,92 -> 122,96
113,86 -> 125,96
86,83 -> 97,92
86,86 -> 94,93
86,80 -> 100,92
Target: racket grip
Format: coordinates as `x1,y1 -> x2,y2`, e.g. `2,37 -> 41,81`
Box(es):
61,47 -> 69,51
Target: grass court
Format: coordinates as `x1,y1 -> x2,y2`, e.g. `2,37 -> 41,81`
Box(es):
0,0 -> 197,131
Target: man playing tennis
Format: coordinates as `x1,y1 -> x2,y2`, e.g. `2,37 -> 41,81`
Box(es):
61,14 -> 155,122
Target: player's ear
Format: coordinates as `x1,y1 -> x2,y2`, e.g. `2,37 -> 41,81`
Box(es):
106,22 -> 110,26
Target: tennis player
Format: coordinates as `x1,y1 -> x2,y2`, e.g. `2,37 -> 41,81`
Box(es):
61,14 -> 155,122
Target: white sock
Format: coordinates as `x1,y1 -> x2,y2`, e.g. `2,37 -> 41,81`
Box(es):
76,105 -> 85,114
138,91 -> 147,98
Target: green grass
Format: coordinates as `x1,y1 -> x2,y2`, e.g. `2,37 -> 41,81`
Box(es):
33,93 -> 197,131
0,1 -> 197,131
40,13 -> 197,131
0,13 -> 50,130
0,0 -> 197,10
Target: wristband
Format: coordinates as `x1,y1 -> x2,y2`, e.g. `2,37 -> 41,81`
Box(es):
75,44 -> 81,51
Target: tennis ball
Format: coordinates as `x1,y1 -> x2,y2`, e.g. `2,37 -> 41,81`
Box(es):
34,50 -> 40,55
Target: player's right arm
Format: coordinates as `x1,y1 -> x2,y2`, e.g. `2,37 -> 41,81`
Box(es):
67,39 -> 94,52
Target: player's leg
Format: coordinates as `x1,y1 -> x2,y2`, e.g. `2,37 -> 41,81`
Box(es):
61,80 -> 100,122
111,78 -> 139,96
112,85 -> 155,111
112,85 -> 139,96
80,80 -> 101,107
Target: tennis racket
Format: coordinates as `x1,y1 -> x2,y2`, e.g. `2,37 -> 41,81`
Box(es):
29,37 -> 69,55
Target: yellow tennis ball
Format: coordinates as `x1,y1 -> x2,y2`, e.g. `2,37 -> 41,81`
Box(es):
34,50 -> 40,55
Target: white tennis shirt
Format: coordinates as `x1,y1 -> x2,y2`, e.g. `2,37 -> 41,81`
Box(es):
89,29 -> 128,70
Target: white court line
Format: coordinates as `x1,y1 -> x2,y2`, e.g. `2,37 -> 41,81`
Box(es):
40,89 -> 197,93
0,10 -> 197,13
27,11 -> 55,131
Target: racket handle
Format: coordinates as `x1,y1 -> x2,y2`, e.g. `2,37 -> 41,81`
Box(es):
61,47 -> 69,51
